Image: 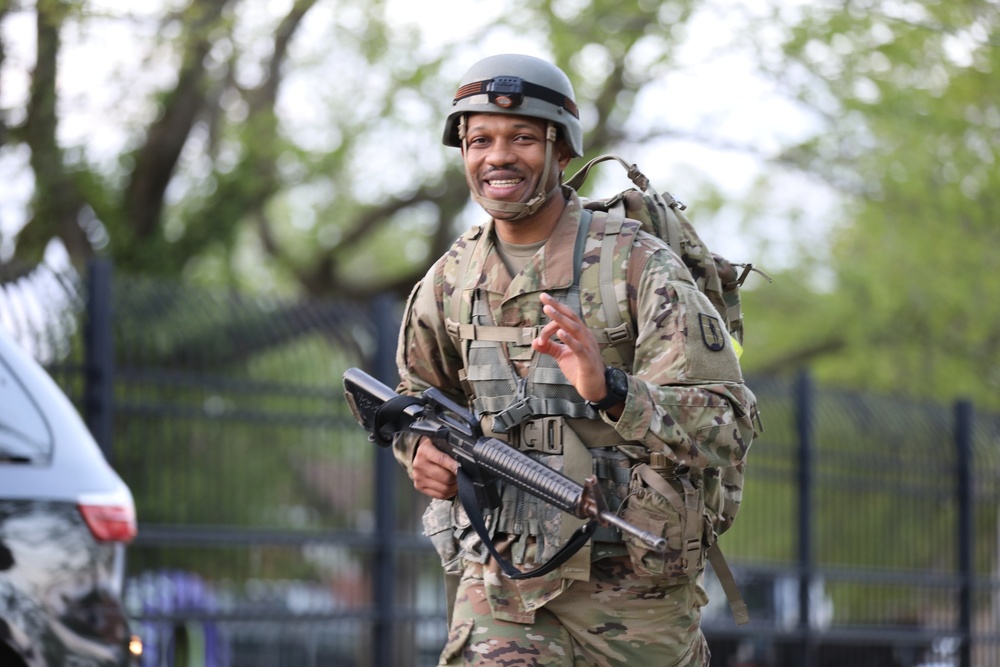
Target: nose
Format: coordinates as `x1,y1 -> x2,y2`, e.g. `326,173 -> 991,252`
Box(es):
484,139 -> 516,167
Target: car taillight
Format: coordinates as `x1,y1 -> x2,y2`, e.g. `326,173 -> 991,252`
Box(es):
129,634 -> 144,658
78,495 -> 138,543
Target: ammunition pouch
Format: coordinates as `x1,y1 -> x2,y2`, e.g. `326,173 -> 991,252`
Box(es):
620,457 -> 705,583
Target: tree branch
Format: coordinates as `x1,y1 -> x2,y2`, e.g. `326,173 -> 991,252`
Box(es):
166,0 -> 321,269
752,337 -> 847,376
250,0 -> 319,109
122,0 -> 231,242
21,0 -> 90,263
294,167 -> 469,299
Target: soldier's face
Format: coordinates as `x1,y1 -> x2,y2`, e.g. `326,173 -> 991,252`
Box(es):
463,113 -> 570,207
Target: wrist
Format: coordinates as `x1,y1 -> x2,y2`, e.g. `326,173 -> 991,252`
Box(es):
587,366 -> 629,412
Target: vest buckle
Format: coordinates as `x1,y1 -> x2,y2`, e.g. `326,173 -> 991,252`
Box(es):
520,416 -> 564,454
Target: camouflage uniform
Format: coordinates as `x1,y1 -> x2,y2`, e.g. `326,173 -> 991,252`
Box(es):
394,191 -> 756,666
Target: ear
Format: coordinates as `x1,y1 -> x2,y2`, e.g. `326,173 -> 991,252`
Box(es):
556,141 -> 573,171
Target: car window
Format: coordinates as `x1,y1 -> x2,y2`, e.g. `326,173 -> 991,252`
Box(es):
0,355 -> 54,463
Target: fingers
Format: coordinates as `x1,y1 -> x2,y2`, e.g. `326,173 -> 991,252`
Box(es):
540,292 -> 583,331
532,320 -> 561,355
536,295 -> 579,348
411,437 -> 459,500
536,292 -> 611,402
539,293 -> 598,355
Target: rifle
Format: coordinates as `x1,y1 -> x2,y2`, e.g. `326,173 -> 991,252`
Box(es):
343,367 -> 666,579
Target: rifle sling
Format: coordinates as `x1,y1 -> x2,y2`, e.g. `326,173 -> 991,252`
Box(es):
372,394 -> 422,446
456,467 -> 597,580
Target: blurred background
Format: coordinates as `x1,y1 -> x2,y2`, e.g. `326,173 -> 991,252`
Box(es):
0,0 -> 998,665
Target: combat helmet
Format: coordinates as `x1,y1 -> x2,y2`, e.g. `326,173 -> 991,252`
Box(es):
444,54 -> 583,220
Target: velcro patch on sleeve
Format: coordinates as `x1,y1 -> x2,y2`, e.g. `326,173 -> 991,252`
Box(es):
680,287 -> 743,382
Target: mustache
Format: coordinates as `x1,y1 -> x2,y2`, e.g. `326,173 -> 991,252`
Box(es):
481,166 -> 525,178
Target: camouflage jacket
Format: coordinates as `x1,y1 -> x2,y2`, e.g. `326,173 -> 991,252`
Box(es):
393,191 -> 757,621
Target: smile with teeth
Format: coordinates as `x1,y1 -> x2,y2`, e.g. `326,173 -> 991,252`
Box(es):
487,178 -> 523,187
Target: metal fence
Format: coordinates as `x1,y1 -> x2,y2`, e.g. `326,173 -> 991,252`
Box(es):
2,259 -> 999,667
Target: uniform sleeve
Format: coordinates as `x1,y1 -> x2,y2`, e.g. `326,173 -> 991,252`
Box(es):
608,244 -> 758,470
391,260 -> 467,475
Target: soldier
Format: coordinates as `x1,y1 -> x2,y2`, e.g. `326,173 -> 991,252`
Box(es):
393,53 -> 758,666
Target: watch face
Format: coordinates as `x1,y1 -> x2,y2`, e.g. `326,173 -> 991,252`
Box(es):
607,366 -> 629,399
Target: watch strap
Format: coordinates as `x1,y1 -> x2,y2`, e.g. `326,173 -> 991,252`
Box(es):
587,366 -> 626,411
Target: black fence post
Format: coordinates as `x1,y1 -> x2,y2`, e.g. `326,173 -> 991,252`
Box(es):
371,293 -> 400,667
83,259 -> 115,463
955,399 -> 973,667
795,370 -> 815,667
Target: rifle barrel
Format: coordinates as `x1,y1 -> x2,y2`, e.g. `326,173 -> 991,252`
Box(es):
598,511 -> 667,552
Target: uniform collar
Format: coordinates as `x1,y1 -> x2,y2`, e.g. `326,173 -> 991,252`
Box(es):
476,189 -> 582,295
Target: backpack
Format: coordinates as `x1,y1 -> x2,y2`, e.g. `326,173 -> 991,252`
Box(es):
566,154 -> 765,624
565,154 -> 767,353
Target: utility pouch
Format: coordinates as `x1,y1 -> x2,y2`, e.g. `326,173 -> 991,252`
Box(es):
620,461 -> 704,581
422,499 -> 463,576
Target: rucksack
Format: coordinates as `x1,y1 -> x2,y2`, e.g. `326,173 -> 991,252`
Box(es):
566,154 -> 767,353
566,154 -> 765,624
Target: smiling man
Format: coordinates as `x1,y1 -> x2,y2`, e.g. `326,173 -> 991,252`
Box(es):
462,112 -> 570,241
392,54 -> 758,666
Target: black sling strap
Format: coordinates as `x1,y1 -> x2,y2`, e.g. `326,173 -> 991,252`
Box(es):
456,467 -> 597,580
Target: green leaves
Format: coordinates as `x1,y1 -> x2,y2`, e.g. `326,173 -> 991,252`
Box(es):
4,0 -> 997,406
739,0 -> 1000,408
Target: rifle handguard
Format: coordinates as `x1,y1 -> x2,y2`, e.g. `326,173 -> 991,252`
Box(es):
343,368 -> 667,553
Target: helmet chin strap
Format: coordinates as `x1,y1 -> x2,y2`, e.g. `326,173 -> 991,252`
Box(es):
459,116 -> 561,221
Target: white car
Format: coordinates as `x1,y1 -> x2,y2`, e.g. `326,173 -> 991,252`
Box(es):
0,326 -> 141,666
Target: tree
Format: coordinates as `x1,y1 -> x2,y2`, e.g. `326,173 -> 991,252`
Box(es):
0,0 -> 700,299
3,0 -> 998,408
736,1 -> 1000,408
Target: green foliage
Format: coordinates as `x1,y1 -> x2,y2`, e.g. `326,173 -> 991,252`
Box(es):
737,1 -> 1000,410
5,0 -> 998,409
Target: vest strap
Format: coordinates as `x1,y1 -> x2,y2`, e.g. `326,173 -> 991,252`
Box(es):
449,323 -> 540,346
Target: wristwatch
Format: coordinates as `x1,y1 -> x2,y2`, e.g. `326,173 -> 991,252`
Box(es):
587,366 -> 629,412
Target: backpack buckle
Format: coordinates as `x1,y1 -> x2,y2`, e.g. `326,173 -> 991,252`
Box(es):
605,323 -> 633,345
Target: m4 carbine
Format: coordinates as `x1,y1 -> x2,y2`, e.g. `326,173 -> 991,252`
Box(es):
343,368 -> 666,579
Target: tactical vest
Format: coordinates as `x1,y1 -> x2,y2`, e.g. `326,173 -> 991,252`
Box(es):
441,207 -> 750,624
443,211 -> 637,580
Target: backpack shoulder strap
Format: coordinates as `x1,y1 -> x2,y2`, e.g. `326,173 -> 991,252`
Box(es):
448,227 -> 484,328
597,203 -> 625,332
650,187 -> 684,255
573,209 -> 592,284
579,205 -> 635,364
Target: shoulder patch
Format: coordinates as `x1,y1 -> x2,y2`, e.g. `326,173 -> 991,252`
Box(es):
698,312 -> 726,352
677,286 -> 743,382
